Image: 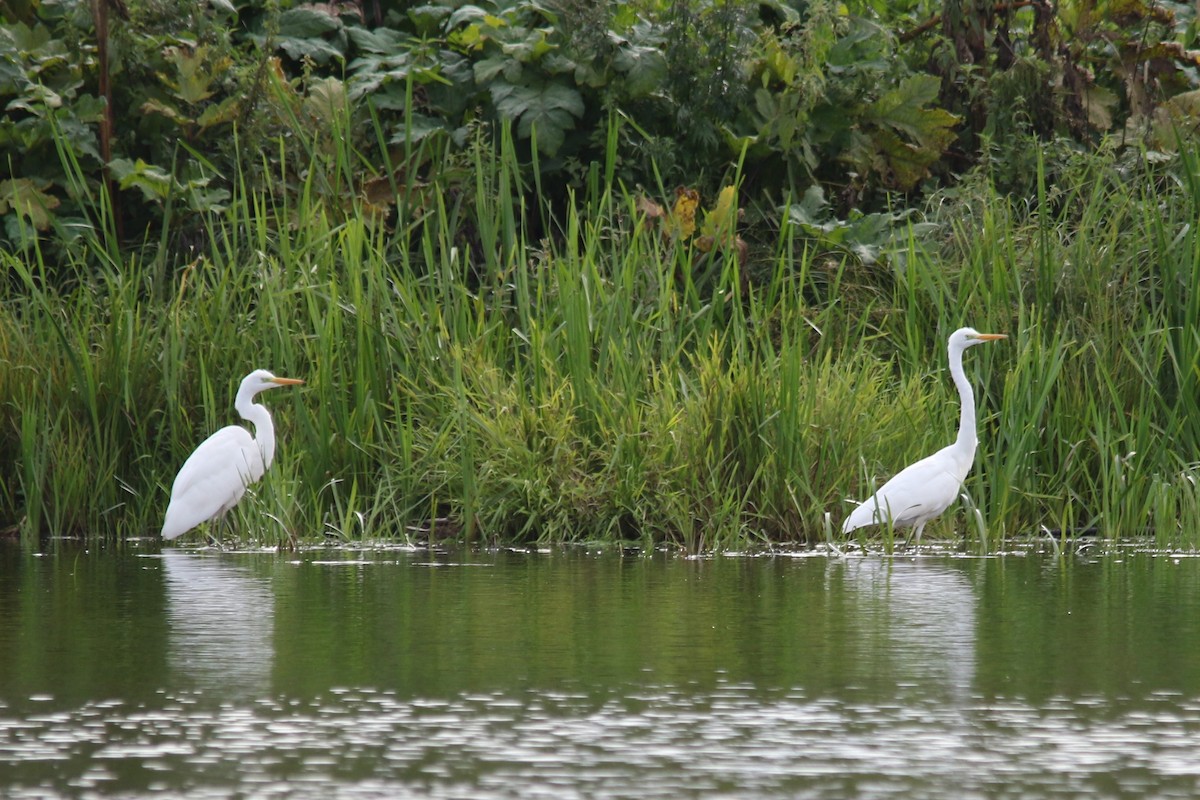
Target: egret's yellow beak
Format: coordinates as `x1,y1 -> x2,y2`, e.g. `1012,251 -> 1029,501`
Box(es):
270,377 -> 305,386
972,333 -> 1007,341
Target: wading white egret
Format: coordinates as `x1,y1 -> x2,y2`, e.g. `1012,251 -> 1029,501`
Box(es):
842,327 -> 1006,545
162,369 -> 304,541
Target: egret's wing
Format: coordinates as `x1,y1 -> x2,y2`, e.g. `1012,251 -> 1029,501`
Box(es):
162,425 -> 262,539
877,460 -> 963,528
843,447 -> 970,533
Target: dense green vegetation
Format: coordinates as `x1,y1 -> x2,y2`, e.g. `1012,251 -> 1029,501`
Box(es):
3,0 -> 1200,549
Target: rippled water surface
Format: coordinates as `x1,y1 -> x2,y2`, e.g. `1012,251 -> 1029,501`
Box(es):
4,543 -> 1200,797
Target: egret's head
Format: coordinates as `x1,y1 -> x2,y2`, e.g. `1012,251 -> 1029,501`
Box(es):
241,369 -> 304,396
950,327 -> 1007,351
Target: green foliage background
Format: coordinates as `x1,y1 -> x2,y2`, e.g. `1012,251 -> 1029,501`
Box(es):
5,0 -> 1200,549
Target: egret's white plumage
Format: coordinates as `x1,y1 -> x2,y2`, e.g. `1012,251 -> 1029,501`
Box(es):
162,369 -> 303,540
842,328 -> 1005,544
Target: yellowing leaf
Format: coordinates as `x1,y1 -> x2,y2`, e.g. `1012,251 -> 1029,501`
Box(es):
161,45 -> 230,106
452,25 -> 484,51
696,186 -> 744,262
1147,89 -> 1200,150
762,37 -> 797,85
699,185 -> 740,242
635,195 -> 665,221
668,186 -> 699,240
140,98 -> 190,126
1082,84 -> 1118,132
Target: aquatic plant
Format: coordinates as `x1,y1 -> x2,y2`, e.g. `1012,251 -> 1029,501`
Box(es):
3,109 -> 1200,551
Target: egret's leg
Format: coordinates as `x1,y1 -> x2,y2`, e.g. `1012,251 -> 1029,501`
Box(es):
205,514 -> 231,549
911,522 -> 926,549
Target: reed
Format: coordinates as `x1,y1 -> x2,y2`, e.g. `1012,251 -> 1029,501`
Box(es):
3,120 -> 1200,550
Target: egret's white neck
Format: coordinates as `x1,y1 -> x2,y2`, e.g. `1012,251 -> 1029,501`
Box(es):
235,387 -> 276,469
950,342 -> 977,458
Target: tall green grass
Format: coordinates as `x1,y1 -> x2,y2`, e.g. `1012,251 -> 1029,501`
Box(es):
4,118 -> 1200,550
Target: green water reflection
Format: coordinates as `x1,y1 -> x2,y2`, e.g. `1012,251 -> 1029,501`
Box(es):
3,543 -> 1200,708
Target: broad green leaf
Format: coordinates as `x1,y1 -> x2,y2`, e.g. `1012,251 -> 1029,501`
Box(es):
6,84 -> 61,113
25,46 -> 73,77
277,7 -> 341,38
490,80 -> 583,156
408,4 -> 452,34
787,184 -> 829,227
758,0 -> 802,24
346,26 -> 406,55
571,56 -> 606,89
195,95 -> 241,131
277,35 -> 346,64
612,5 -> 638,29
874,128 -> 932,188
474,55 -> 520,84
109,158 -> 176,202
49,111 -> 101,160
71,94 -> 107,123
541,53 -> 576,77
499,28 -> 553,63
842,128 -> 887,181
614,44 -> 666,98
1,22 -> 51,53
387,113 -> 449,145
438,53 -> 475,87
859,76 -> 958,189
0,177 -> 59,230
0,60 -> 26,95
349,71 -> 382,100
363,81 -> 403,109
864,75 -> 955,147
827,16 -> 888,67
447,6 -> 491,29
304,76 -> 347,124
185,184 -> 230,213
4,212 -> 35,244
782,192 -> 924,266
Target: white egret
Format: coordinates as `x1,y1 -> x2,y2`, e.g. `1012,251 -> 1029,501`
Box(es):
841,327 -> 1006,545
162,369 -> 304,541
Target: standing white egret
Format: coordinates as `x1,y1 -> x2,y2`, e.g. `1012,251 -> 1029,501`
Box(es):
842,327 -> 1006,545
162,369 -> 304,541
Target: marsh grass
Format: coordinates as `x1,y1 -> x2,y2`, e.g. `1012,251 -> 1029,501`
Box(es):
4,119 -> 1200,550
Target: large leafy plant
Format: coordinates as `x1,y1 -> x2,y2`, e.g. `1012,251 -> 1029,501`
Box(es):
0,13 -> 103,243
12,0 -> 1193,276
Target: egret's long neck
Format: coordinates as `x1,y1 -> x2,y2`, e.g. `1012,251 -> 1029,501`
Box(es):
235,390 -> 276,469
950,342 -> 977,457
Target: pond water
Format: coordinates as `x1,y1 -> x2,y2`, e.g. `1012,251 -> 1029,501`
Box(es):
3,541 -> 1200,798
